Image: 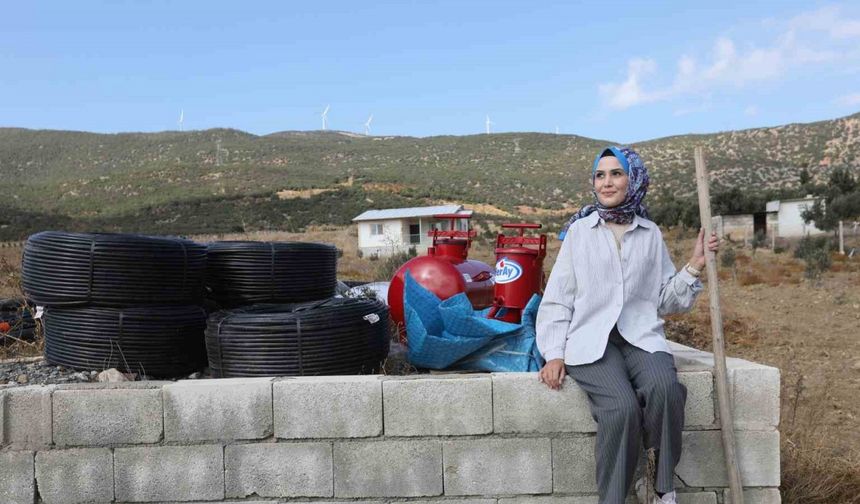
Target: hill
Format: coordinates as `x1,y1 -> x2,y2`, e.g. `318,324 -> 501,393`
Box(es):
0,112 -> 858,239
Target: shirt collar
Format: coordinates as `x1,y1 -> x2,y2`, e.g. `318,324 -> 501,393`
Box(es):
588,212 -> 654,230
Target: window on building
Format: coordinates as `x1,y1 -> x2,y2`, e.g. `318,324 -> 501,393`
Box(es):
371,223 -> 384,235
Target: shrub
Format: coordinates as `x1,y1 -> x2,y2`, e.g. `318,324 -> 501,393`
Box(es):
720,247 -> 737,280
794,236 -> 832,282
720,247 -> 737,269
374,246 -> 417,281
751,230 -> 766,255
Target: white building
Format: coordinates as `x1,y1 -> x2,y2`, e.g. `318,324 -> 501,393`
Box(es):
352,204 -> 472,257
765,196 -> 826,238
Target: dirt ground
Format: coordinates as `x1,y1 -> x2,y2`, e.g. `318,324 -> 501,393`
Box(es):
2,225 -> 859,460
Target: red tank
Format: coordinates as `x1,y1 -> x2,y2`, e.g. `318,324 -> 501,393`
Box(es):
426,214 -> 495,309
388,213 -> 494,342
488,223 -> 547,323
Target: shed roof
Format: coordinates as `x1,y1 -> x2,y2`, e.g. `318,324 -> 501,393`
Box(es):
352,204 -> 472,222
766,196 -> 820,213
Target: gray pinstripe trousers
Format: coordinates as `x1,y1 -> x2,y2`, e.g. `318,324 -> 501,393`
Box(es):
565,328 -> 686,504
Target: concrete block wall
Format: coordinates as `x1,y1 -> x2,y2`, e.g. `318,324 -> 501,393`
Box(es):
0,342 -> 781,503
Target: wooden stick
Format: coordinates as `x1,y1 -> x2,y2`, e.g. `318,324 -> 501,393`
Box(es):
694,147 -> 744,504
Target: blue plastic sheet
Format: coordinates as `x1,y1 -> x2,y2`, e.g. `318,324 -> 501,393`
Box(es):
403,272 -> 545,372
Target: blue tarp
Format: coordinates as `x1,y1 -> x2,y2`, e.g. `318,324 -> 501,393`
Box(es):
403,272 -> 545,372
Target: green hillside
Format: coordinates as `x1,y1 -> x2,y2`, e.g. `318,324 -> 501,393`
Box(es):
0,112 -> 858,240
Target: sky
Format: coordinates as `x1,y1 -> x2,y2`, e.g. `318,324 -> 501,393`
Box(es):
2,1 -> 860,142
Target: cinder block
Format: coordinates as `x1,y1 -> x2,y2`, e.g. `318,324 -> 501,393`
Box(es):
498,496 -> 598,504
164,378 -> 273,442
729,367 -> 780,429
35,448 -> 113,504
275,376 -> 382,439
114,445 -> 224,502
412,500 -> 496,504
383,376 -> 492,436
225,442 -> 333,498
145,502 -> 273,504
668,342 -> 780,431
676,430 -> 780,487
723,488 -> 781,504
678,371 -> 715,427
492,373 -> 595,433
53,388 -> 162,446
333,440 -> 442,497
301,502 -> 383,504
443,438 -> 552,496
552,436 -> 597,493
676,492 -> 717,504
1,386 -> 53,449
0,451 -> 34,504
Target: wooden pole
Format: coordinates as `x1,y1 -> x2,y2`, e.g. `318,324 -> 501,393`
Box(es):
839,220 -> 845,255
694,147 -> 744,504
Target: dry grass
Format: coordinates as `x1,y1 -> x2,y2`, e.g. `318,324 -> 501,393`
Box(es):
0,249 -> 43,360
665,301 -> 759,351
781,374 -> 860,504
737,270 -> 763,286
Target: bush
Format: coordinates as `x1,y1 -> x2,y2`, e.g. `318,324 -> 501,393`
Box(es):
720,247 -> 737,281
374,246 -> 417,281
720,247 -> 737,269
751,230 -> 766,255
794,236 -> 832,282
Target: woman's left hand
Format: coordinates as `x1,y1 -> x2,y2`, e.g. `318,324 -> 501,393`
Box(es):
689,228 -> 720,271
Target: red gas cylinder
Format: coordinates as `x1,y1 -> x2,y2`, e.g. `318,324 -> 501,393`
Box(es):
488,223 -> 547,323
426,214 -> 494,310
388,213 -> 494,342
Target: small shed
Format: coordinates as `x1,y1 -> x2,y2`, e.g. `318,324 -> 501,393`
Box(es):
352,204 -> 473,257
711,212 -> 771,242
765,196 -> 826,238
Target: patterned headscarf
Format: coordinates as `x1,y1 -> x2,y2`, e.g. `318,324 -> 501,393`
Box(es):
558,146 -> 650,240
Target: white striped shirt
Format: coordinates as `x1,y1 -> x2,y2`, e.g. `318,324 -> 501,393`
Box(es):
536,211 -> 703,366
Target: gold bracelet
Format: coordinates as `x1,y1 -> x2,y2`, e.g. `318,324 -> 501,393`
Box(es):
684,263 -> 702,277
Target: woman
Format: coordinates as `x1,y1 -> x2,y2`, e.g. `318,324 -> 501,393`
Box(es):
535,146 -> 719,504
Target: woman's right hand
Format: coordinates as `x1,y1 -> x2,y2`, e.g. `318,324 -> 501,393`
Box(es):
538,358 -> 566,390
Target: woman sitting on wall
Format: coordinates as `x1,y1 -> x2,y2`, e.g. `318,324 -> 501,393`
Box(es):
535,146 -> 719,504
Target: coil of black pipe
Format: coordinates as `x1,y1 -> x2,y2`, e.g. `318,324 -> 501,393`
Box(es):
43,305 -> 207,377
0,298 -> 36,343
22,231 -> 207,307
206,241 -> 338,307
205,297 -> 390,377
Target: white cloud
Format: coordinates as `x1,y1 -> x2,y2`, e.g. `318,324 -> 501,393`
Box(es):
597,58 -> 660,109
598,5 -> 858,110
788,5 -> 860,39
836,93 -> 860,107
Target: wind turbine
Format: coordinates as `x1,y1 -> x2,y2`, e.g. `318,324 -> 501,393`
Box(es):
555,126 -> 560,135
364,114 -> 373,136
321,105 -> 330,130
178,109 -> 184,131
485,115 -> 494,135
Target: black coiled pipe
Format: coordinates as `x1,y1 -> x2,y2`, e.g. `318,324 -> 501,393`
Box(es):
206,241 -> 337,307
22,231 -> 206,307
206,297 -> 390,377
43,305 -> 207,377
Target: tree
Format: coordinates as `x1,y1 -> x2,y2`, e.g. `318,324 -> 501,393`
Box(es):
798,167 -> 812,187
801,167 -> 860,232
